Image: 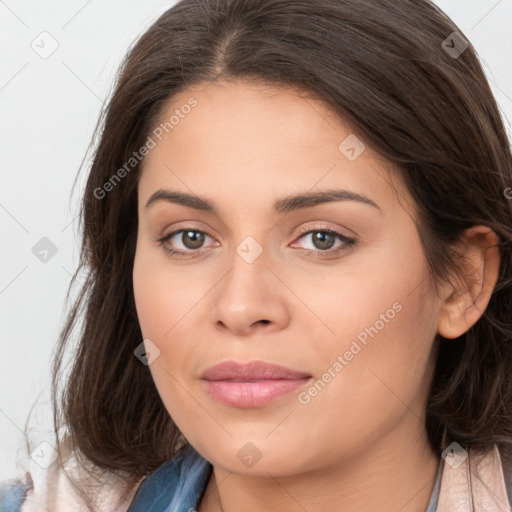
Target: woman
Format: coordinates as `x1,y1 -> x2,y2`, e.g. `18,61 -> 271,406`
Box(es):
2,0 -> 512,510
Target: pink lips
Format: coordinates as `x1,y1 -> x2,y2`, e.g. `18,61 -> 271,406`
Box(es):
200,360 -> 312,408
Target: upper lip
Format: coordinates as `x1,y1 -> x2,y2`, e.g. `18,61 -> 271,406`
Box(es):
200,360 -> 312,381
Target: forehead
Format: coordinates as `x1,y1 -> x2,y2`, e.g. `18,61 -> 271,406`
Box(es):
150,79 -> 353,156
138,79 -> 409,216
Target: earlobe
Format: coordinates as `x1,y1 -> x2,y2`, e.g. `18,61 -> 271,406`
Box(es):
437,226 -> 501,340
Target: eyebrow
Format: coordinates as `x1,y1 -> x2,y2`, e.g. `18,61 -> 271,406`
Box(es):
144,188 -> 381,214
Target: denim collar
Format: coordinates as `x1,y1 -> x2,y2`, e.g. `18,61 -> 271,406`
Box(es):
127,444 -> 212,512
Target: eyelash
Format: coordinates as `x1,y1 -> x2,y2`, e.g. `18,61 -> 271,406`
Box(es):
155,226 -> 356,259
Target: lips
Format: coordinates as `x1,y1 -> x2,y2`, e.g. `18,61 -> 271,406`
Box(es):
200,360 -> 311,381
200,360 -> 313,408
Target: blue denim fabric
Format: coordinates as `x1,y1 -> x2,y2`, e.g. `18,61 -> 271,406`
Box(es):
0,447 -> 444,512
127,444 -> 212,512
425,455 -> 443,512
0,478 -> 32,512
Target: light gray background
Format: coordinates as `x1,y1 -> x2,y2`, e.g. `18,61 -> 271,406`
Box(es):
1,0 -> 511,481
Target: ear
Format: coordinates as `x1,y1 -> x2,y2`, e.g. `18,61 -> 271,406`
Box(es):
437,226 -> 501,339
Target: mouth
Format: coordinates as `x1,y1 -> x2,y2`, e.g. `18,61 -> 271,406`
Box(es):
200,360 -> 313,408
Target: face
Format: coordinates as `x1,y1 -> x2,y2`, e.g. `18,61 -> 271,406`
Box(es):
132,79 -> 441,476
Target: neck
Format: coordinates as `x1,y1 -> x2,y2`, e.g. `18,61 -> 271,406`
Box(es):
198,420 -> 439,512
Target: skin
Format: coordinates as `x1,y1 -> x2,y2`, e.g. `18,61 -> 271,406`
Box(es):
132,79 -> 501,512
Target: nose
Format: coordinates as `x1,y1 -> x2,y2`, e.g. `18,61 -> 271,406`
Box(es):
210,245 -> 291,336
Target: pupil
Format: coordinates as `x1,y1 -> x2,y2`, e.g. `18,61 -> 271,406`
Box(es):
313,232 -> 335,250
183,231 -> 205,249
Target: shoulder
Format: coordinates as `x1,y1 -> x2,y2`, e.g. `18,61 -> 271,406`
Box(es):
0,437 -> 142,512
0,441 -> 212,512
498,444 -> 512,507
0,473 -> 33,512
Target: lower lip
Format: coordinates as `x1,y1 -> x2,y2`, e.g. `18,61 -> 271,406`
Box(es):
201,378 -> 312,408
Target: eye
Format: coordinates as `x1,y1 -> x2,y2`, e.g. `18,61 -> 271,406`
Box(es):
291,226 -> 356,256
156,228 -> 218,257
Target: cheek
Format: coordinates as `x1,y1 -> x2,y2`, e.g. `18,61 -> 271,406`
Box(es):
289,289 -> 436,466
132,244 -> 202,339
132,266 -> 199,393
291,236 -> 438,433
132,246 -> 206,422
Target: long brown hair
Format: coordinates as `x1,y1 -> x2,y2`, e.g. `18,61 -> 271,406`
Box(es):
45,0 -> 512,506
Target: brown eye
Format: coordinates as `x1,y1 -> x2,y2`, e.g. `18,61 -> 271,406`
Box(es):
156,228 -> 218,257
180,230 -> 205,249
291,227 -> 357,258
309,231 -> 337,250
